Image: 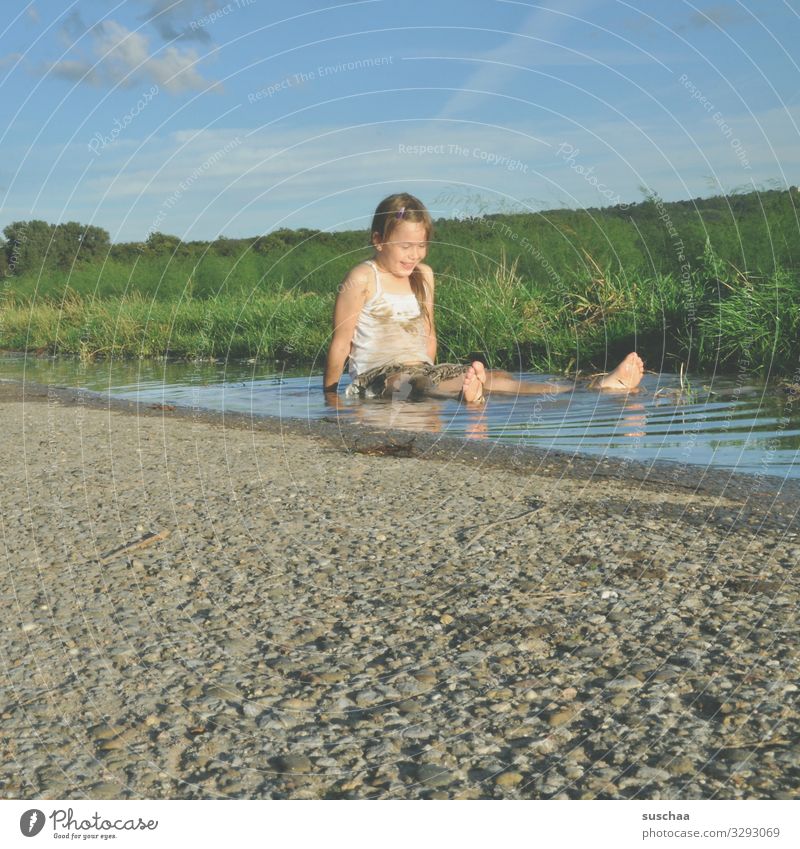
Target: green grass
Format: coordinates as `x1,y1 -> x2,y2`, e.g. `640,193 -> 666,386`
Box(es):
0,288 -> 334,362
3,187 -> 799,373
3,246 -> 797,374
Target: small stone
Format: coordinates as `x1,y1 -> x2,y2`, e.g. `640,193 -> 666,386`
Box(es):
89,723 -> 124,741
90,782 -> 124,797
456,651 -> 486,666
609,676 -> 643,692
518,638 -> 548,653
636,765 -> 671,783
666,757 -> 695,776
576,646 -> 604,659
440,614 -> 454,625
530,736 -> 560,756
652,668 -> 679,682
720,748 -> 752,766
486,689 -> 513,700
495,771 -> 524,787
276,755 -> 313,774
548,708 -> 579,727
353,690 -> 381,706
417,764 -> 455,788
278,698 -> 316,711
205,684 -> 240,700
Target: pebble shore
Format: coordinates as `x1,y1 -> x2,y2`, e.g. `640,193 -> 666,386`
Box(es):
1,379 -> 798,800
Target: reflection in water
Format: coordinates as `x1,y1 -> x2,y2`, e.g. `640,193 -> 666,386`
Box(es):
328,395 -> 445,434
620,401 -> 647,439
327,392 -> 490,441
2,354 -> 799,478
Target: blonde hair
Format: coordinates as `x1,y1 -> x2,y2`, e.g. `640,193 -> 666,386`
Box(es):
370,193 -> 433,327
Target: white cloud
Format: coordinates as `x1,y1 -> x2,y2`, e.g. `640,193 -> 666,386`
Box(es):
48,18 -> 215,92
0,52 -> 23,68
46,58 -> 100,83
26,4 -> 40,25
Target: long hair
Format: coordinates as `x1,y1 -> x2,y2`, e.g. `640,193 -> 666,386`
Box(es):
370,193 -> 433,327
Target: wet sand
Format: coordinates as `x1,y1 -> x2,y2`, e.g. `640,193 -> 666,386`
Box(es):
1,378 -> 798,799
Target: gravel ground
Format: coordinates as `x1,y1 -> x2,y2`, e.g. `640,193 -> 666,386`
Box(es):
1,379 -> 798,800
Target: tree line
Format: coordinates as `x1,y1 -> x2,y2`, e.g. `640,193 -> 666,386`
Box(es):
3,188 -> 798,284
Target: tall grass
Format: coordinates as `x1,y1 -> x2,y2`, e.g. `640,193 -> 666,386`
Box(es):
1,289 -> 334,362
4,246 -> 797,374
3,185 -> 799,373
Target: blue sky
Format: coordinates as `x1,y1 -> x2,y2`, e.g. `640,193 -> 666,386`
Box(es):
1,0 -> 798,242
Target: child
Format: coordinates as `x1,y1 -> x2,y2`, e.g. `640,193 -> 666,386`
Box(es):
323,193 -> 644,404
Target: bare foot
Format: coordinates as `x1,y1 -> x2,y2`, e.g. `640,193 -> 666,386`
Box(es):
461,361 -> 487,404
596,352 -> 645,391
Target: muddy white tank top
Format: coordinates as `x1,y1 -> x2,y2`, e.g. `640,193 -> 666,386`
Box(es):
348,260 -> 432,378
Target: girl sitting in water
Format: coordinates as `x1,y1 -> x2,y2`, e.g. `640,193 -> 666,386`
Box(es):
323,192 -> 644,403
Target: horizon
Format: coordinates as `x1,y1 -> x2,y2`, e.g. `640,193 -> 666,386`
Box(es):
4,182 -> 796,246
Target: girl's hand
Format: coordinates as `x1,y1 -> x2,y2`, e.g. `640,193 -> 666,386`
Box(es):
323,385 -> 344,409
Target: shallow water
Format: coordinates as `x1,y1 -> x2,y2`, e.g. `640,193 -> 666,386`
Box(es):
3,353 -> 800,480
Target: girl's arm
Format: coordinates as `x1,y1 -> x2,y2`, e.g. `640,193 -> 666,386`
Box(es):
323,266 -> 369,391
419,263 -> 437,362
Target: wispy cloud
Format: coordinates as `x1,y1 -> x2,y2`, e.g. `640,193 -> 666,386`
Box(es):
26,4 -> 40,25
137,0 -> 217,43
0,52 -> 23,68
47,18 -> 217,92
58,9 -> 88,44
676,3 -> 749,32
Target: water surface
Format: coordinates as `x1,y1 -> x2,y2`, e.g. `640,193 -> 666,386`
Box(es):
3,353 -> 799,480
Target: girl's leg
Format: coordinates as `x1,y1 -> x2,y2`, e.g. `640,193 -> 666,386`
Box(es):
433,353 -> 645,403
587,352 -> 645,390
399,353 -> 645,403
425,365 -> 563,402
483,368 -> 569,395
482,353 -> 645,394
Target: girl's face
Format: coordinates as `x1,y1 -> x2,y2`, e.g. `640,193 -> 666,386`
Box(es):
373,220 -> 428,276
